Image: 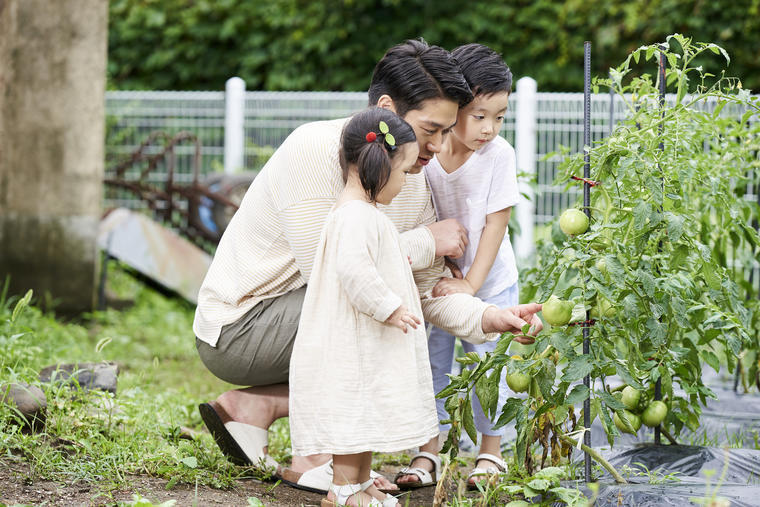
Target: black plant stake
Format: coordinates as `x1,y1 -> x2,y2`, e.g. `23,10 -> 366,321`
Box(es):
583,40 -> 593,482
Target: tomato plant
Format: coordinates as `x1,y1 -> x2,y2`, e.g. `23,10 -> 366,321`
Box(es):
439,34 -> 759,479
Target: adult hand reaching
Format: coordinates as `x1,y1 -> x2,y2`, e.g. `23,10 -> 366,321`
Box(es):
426,219 -> 468,259
481,303 -> 543,343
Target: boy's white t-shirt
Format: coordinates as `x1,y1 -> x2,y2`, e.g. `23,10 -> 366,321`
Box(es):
424,135 -> 520,300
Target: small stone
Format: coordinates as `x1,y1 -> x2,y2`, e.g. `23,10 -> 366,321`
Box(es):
39,361 -> 119,394
0,383 -> 47,432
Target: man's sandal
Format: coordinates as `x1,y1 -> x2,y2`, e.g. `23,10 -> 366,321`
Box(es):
393,451 -> 441,489
320,479 -> 399,507
198,401 -> 278,469
466,453 -> 508,490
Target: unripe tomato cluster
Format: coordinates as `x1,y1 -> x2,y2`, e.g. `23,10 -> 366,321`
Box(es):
612,386 -> 668,434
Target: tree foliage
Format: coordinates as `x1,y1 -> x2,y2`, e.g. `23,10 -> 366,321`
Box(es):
108,0 -> 760,92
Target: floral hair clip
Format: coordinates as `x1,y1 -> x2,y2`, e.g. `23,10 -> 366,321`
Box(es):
378,121 -> 396,150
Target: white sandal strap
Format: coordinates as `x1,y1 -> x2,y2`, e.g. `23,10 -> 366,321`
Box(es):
328,482 -> 361,504
359,478 -> 375,491
412,451 -> 441,478
382,495 -> 399,507
328,481 -> 383,506
397,466 -> 433,485
474,453 -> 507,472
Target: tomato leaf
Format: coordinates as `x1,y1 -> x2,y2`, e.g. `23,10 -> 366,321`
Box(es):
701,349 -> 720,373
598,390 -> 626,412
617,365 -> 644,390
639,270 -> 656,298
647,318 -> 667,347
633,201 -> 649,230
565,384 -> 590,406
561,355 -> 593,382
493,397 -> 525,429
701,259 -> 722,291
669,244 -> 690,270
537,359 -> 556,399
462,395 -> 477,445
664,212 -> 685,241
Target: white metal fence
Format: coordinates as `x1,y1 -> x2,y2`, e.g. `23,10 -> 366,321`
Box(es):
103,83 -> 605,226
104,82 -> 758,265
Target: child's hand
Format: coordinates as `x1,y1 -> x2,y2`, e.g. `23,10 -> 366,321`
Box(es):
432,277 -> 475,297
386,305 -> 421,333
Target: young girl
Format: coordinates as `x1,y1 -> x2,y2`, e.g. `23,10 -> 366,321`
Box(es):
289,107 -> 439,507
424,43 -> 520,489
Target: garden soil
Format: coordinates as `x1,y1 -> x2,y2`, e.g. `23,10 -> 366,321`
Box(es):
0,457 -> 466,506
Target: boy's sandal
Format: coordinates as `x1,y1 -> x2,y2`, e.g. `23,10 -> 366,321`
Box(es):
393,451 -> 441,490
466,453 -> 508,491
320,480 -> 399,507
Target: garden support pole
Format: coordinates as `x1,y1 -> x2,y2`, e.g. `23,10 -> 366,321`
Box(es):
514,77 -> 538,262
654,47 -> 667,446
583,40 -> 592,483
224,76 -> 246,174
609,74 -> 615,137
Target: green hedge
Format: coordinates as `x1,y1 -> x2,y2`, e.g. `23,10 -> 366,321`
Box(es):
108,0 -> 760,92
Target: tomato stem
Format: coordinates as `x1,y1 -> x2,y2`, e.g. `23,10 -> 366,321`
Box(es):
559,433 -> 627,484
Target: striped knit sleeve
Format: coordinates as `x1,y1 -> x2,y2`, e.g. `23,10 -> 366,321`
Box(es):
414,257 -> 499,344
399,227 -> 435,271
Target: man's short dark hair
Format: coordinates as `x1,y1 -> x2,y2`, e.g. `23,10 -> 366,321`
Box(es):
368,39 -> 473,117
452,43 -> 513,97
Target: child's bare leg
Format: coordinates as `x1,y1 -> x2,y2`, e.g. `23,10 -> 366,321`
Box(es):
330,452 -> 375,506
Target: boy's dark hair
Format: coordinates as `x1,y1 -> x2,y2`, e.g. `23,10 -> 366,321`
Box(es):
340,107 -> 416,202
368,39 -> 473,117
452,43 -> 513,96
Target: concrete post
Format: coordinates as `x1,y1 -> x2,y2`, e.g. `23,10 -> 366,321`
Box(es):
0,0 -> 109,314
514,77 -> 538,262
224,77 -> 246,174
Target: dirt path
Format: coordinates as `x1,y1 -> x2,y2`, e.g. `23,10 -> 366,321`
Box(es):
0,460 -> 461,506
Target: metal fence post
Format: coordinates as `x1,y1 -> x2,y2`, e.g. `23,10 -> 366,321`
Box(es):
514,76 -> 538,261
224,77 -> 246,174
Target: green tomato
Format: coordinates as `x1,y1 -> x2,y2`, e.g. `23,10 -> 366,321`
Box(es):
613,410 -> 641,434
641,401 -> 668,427
621,386 -> 641,411
509,341 -> 536,357
590,296 -> 617,319
506,371 -> 531,393
595,257 -> 608,277
542,295 -> 574,326
590,236 -> 612,252
559,209 -> 589,235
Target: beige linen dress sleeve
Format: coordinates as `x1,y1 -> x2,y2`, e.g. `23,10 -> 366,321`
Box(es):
333,206 -> 403,322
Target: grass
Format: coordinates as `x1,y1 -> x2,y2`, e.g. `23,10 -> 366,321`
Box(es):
0,266 -> 267,501
3,264 -> 760,505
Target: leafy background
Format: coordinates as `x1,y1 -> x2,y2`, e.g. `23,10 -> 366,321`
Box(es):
107,0 -> 760,92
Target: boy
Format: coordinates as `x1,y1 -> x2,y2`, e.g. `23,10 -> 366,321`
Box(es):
424,43 -> 519,489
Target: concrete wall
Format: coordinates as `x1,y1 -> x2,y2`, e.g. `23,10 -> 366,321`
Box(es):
0,0 -> 108,314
